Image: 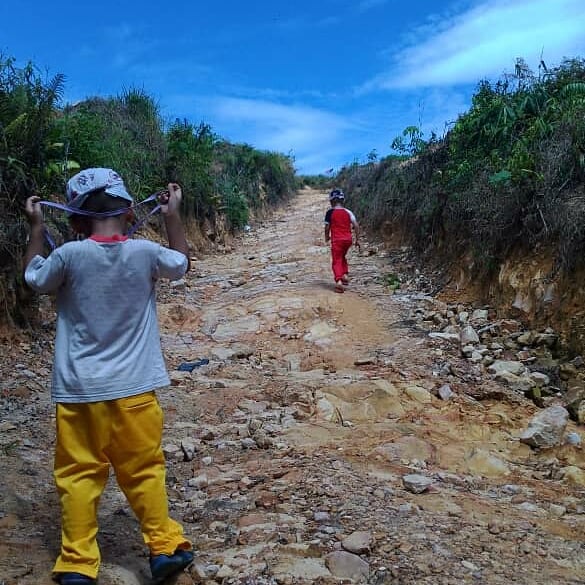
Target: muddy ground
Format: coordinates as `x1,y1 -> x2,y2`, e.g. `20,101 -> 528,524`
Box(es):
1,188 -> 584,585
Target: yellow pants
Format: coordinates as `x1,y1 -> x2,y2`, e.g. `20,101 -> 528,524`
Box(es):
52,392 -> 190,579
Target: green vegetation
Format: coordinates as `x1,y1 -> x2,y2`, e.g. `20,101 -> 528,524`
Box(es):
382,272 -> 400,291
0,55 -> 297,326
338,57 -> 585,277
299,174 -> 333,189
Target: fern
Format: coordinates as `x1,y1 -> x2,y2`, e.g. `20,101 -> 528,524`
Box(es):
560,82 -> 585,99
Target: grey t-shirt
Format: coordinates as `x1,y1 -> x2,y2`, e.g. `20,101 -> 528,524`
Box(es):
25,238 -> 188,403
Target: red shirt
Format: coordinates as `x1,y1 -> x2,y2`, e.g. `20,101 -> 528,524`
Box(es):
324,206 -> 356,242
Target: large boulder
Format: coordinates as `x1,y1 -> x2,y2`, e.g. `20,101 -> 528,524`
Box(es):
520,406 -> 569,449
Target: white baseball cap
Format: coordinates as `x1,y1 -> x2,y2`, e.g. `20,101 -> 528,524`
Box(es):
66,168 -> 133,209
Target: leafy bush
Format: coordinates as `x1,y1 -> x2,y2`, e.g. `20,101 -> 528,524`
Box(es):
0,54 -> 298,326
338,57 -> 585,278
57,89 -> 167,198
0,56 -> 66,325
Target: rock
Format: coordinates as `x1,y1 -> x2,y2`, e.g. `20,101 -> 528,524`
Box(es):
237,398 -> 268,413
517,331 -> 535,346
402,474 -> 433,493
495,372 -> 535,393
502,484 -> 522,495
374,436 -> 433,463
564,432 -> 582,446
316,396 -> 336,421
273,557 -> 331,580
314,511 -> 331,522
240,438 -> 258,449
304,321 -> 338,343
403,384 -> 433,403
341,530 -> 372,554
372,380 -> 398,395
252,430 -> 274,449
429,332 -> 460,343
231,343 -> 255,358
285,353 -> 302,372
520,406 -> 569,449
192,562 -> 221,579
279,325 -> 299,339
471,309 -> 489,321
162,443 -> 181,458
458,311 -> 469,324
99,564 -> 141,585
464,449 -> 510,477
534,332 -> 558,348
180,438 -> 199,461
325,551 -> 370,581
211,316 -> 261,341
460,325 -> 480,345
211,346 -> 236,360
169,370 -> 191,386
437,384 -> 455,400
529,371 -> 550,386
354,356 -> 376,366
461,345 -> 475,357
549,504 -> 567,517
488,360 -> 527,376
562,466 -> 585,486
188,474 -> 208,489
461,560 -> 480,572
564,383 -> 585,421
216,565 -> 235,579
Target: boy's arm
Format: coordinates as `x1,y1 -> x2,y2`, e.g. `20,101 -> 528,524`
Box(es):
324,208 -> 332,243
160,183 -> 191,271
353,220 -> 360,248
23,196 -> 46,272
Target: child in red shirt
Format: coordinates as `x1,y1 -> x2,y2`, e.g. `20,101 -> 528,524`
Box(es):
324,189 -> 360,293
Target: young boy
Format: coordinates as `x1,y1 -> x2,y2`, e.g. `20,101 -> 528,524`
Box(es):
323,188 -> 360,293
23,168 -> 193,585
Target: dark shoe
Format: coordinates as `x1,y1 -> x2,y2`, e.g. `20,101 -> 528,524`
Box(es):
55,573 -> 96,585
150,548 -> 194,584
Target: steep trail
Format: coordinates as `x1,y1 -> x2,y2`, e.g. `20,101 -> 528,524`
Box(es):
1,188 -> 584,584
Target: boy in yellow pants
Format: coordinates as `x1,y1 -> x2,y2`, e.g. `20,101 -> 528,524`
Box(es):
24,169 -> 193,585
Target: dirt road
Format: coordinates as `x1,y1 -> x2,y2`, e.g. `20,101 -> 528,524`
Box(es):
1,188 -> 584,584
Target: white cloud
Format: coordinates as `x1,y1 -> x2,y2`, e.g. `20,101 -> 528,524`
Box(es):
364,0 -> 585,90
204,97 -> 357,173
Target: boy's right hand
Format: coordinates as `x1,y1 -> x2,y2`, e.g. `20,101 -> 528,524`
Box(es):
25,196 -> 43,227
159,183 -> 183,216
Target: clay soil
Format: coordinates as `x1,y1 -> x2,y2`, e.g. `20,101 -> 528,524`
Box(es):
0,189 -> 584,585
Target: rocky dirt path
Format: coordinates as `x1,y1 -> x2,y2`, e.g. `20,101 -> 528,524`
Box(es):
1,188 -> 585,585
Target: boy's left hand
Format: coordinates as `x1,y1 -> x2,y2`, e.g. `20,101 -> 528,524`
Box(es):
25,196 -> 43,227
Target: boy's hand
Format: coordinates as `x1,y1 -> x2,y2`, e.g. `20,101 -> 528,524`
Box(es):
25,196 -> 43,227
159,183 -> 182,216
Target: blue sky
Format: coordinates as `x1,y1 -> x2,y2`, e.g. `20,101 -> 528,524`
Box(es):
2,0 -> 585,174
